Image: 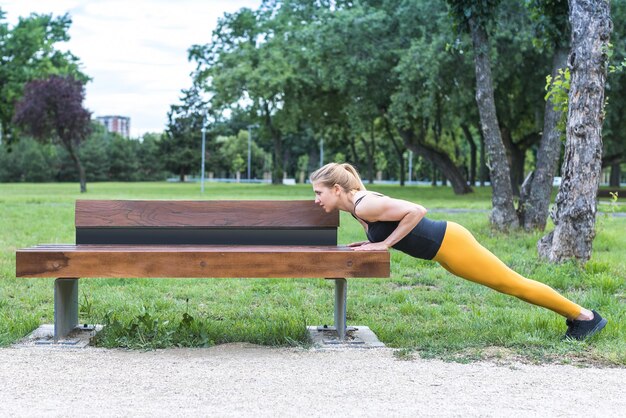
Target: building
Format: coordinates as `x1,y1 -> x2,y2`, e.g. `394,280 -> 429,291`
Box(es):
96,115 -> 130,138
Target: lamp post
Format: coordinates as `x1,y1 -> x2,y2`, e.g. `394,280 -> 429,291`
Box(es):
319,137 -> 324,167
201,110 -> 207,193
247,124 -> 259,180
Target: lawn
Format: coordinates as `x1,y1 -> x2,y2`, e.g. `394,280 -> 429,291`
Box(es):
1,181 -> 624,365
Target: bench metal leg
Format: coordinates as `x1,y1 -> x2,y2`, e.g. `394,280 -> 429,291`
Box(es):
54,278 -> 79,341
334,278 -> 347,340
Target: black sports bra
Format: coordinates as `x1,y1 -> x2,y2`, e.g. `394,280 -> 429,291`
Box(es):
352,192 -> 447,260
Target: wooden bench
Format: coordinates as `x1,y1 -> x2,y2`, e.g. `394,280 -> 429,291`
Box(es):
16,200 -> 390,341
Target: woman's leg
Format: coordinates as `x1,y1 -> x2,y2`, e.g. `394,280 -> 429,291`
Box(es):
432,222 -> 582,319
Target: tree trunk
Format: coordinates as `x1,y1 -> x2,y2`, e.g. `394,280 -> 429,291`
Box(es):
348,135 -> 359,165
500,126 -> 535,197
67,141 -> 87,193
271,134 -> 283,185
383,116 -> 406,186
609,163 -> 621,187
479,130 -> 487,186
461,124 -> 477,186
538,0 -> 612,263
469,16 -> 518,229
359,124 -> 376,184
519,46 -> 569,231
263,101 -> 283,185
399,129 -> 473,194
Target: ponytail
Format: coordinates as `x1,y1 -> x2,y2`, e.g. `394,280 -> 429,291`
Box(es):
341,163 -> 366,192
310,162 -> 366,192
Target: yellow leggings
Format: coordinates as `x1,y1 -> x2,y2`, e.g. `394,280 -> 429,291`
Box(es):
432,222 -> 581,319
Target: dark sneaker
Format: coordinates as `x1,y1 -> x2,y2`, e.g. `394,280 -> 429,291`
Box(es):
564,310 -> 607,341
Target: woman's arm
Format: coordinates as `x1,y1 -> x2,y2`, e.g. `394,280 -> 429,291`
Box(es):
347,217 -> 370,247
352,195 -> 427,251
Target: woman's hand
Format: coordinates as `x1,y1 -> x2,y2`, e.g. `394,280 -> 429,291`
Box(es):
347,240 -> 370,248
351,242 -> 390,251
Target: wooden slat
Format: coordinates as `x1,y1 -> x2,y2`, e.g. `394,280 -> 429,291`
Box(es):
75,227 -> 336,245
75,200 -> 337,228
16,245 -> 390,279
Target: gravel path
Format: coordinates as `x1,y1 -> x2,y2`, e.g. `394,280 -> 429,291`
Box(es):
2,344 -> 625,417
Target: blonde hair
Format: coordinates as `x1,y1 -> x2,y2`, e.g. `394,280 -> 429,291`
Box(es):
310,163 -> 366,192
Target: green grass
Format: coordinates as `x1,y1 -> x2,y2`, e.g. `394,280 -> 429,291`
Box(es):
1,181 -> 625,365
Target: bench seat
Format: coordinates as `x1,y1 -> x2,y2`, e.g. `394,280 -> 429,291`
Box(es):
17,244 -> 389,279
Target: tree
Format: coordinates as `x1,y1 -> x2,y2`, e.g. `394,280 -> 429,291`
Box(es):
190,6 -> 304,184
108,135 -> 140,181
161,87 -> 205,182
0,137 -> 58,182
390,11 -> 475,194
13,75 -> 92,192
80,124 -> 111,181
447,0 -> 519,229
217,130 -> 269,179
0,10 -> 85,144
538,0 -> 612,263
601,0 -> 626,188
518,0 -> 570,230
137,133 -> 167,181
303,0 -> 474,193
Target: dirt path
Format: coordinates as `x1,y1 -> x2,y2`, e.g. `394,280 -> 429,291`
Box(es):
2,344 -> 625,417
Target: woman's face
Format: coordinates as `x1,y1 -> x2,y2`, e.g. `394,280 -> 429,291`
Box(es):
312,182 -> 339,212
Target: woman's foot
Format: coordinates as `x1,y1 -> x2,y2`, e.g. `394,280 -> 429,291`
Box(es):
564,310 -> 607,340
574,308 -> 594,321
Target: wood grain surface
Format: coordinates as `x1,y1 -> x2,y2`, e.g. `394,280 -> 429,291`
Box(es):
75,200 -> 338,228
16,245 -> 390,279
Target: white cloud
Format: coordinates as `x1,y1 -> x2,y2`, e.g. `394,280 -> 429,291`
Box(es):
1,0 -> 261,137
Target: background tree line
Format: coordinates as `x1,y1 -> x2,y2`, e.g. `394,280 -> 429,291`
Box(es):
3,2 -> 624,193
182,0 -> 624,193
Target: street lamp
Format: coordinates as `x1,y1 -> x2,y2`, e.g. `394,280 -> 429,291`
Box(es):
247,124 -> 259,180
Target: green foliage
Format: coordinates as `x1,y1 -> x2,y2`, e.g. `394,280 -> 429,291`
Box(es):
80,132 -> 110,181
183,0 -> 620,192
296,154 -> 309,174
545,40 -> 626,140
609,58 -> 626,74
92,309 -> 310,349
161,87 -> 205,180
0,128 -> 168,183
136,133 -> 168,181
525,0 -> 569,50
231,154 -> 245,174
334,152 -> 346,164
216,130 -> 270,178
446,0 -> 502,32
544,67 -> 569,134
375,151 -> 388,172
0,10 -> 87,143
0,138 -> 58,182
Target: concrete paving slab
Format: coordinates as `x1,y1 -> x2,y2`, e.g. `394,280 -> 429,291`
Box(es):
14,324 -> 103,349
307,325 -> 385,348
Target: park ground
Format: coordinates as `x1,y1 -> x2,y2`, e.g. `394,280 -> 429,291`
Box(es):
2,343 -> 626,416
1,182 -> 625,367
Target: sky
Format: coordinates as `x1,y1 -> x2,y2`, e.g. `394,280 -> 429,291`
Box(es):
1,0 -> 261,137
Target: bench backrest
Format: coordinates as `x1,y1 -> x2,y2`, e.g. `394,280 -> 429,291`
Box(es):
75,200 -> 339,245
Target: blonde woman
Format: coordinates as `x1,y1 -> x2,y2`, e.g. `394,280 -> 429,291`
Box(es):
310,162 -> 607,340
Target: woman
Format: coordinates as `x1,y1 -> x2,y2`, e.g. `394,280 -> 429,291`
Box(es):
310,162 -> 607,341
